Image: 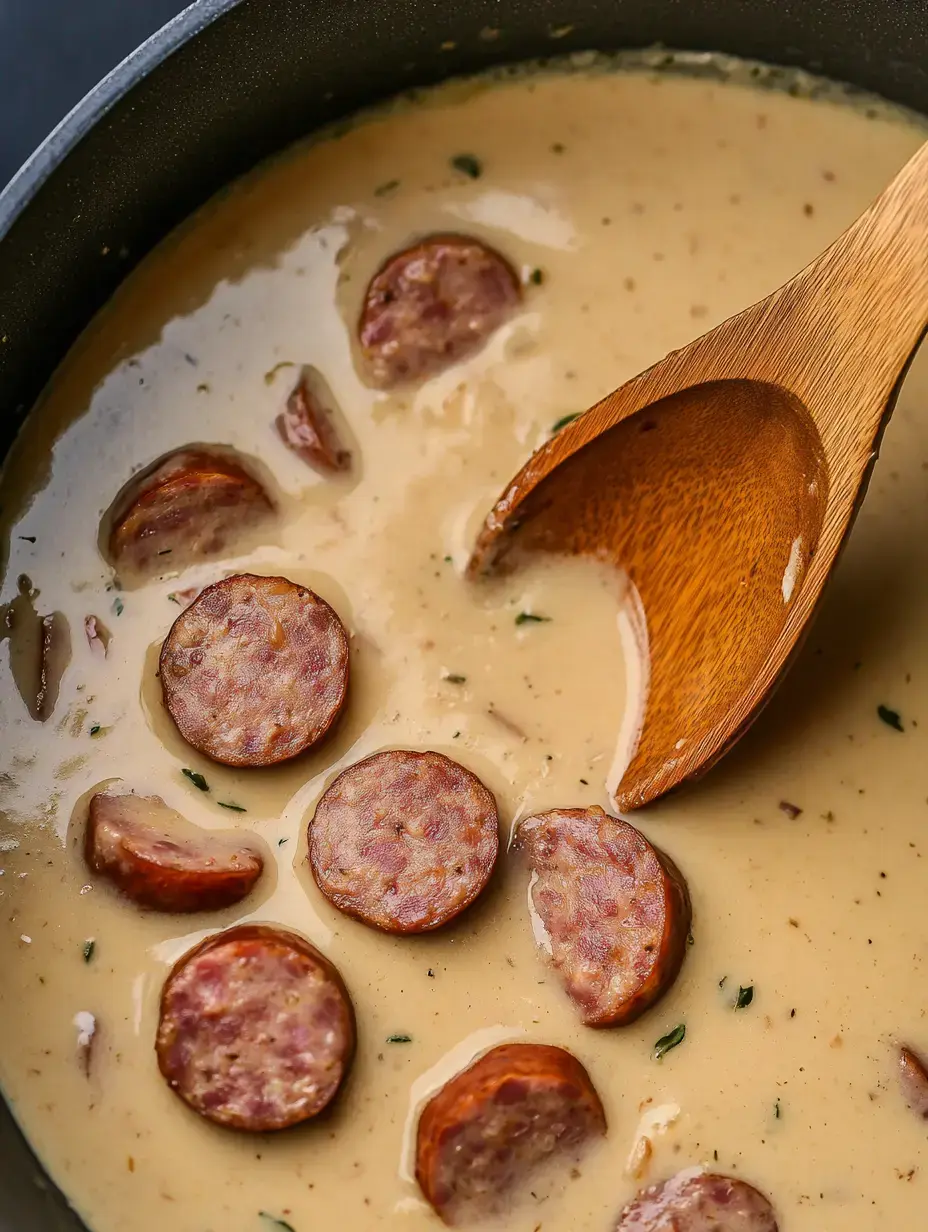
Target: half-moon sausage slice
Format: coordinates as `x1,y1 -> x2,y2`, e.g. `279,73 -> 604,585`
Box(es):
160,573 -> 349,767
516,806 -> 691,1027
358,234 -> 521,388
85,791 -> 264,912
156,924 -> 355,1132
415,1042 -> 606,1225
308,749 -> 498,933
615,1171 -> 778,1230
277,367 -> 351,474
107,447 -> 273,578
899,1045 -> 928,1119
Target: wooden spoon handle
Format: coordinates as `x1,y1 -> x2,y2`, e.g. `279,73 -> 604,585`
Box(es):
768,139 -> 928,429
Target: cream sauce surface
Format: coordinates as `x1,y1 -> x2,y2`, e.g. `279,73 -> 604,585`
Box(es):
1,59 -> 928,1232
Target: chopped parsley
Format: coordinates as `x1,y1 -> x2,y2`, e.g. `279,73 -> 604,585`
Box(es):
654,1024 -> 685,1060
515,612 -> 551,626
551,412 -> 581,434
735,985 -> 755,1009
112,597 -> 124,617
444,673 -> 467,684
451,153 -> 482,179
89,724 -> 101,736
529,267 -> 545,285
387,1033 -> 413,1044
278,837 -> 289,847
82,939 -> 96,963
877,704 -> 904,732
182,768 -> 209,792
217,801 -> 247,813
774,1099 -> 782,1119
167,593 -> 181,604
259,1215 -> 296,1232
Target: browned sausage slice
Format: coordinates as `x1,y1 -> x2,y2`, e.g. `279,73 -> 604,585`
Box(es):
358,234 -> 522,387
156,923 -> 355,1131
899,1045 -> 928,1119
107,447 -> 273,578
415,1042 -> 605,1225
85,791 -> 264,912
516,806 -> 691,1027
308,750 -> 498,933
276,367 -> 351,474
160,573 -> 349,767
615,1171 -> 778,1230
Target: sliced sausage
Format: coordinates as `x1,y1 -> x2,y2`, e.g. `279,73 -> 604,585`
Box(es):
277,366 -> 351,474
156,923 -> 355,1131
516,806 -> 691,1027
615,1171 -> 778,1230
415,1042 -> 606,1225
107,447 -> 273,578
358,234 -> 521,388
160,573 -> 349,767
85,791 -> 264,912
0,575 -> 71,721
308,749 -> 498,933
899,1045 -> 928,1119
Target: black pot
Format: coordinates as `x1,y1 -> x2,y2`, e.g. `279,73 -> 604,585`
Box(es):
0,1 -> 925,1227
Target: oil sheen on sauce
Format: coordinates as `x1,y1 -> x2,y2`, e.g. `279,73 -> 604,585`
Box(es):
1,59 -> 928,1232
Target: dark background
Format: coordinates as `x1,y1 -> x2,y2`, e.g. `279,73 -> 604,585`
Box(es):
0,0 -> 188,190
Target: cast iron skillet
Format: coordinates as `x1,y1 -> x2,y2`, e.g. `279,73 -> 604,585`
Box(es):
0,1 -> 925,1228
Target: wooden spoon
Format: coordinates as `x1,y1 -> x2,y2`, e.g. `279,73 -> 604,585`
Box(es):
470,141 -> 928,811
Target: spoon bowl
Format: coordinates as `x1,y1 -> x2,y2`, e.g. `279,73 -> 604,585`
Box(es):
471,142 -> 928,809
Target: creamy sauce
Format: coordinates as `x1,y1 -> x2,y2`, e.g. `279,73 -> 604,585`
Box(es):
1,60 -> 927,1232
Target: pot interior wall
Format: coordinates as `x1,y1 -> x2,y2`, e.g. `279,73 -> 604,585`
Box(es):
0,0 -> 925,1228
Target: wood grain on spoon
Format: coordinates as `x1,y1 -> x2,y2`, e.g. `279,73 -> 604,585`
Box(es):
470,141 -> 928,810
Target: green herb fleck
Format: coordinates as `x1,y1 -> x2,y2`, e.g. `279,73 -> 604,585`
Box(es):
374,179 -> 400,197
113,597 -> 124,617
529,268 -> 545,285
444,673 -> 467,684
774,1099 -> 782,1119
89,724 -> 101,736
444,555 -> 453,563
551,412 -> 581,434
278,837 -> 289,847
182,768 -> 209,792
387,1033 -> 413,1044
451,153 -> 482,179
259,1215 -> 296,1232
167,593 -> 181,604
735,985 -> 754,1009
263,361 -> 295,386
877,704 -> 904,732
687,932 -> 695,946
217,801 -> 247,813
82,940 -> 95,963
654,1023 -> 685,1060
515,612 -> 551,626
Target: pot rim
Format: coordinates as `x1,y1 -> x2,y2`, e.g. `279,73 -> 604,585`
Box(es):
0,0 -> 240,243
